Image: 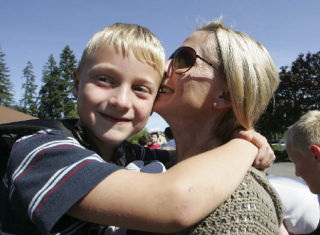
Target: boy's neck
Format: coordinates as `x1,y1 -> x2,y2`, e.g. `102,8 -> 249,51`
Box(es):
88,132 -> 118,162
96,144 -> 117,162
78,123 -> 117,162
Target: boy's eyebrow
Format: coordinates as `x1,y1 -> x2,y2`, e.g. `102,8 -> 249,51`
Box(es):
89,63 -> 159,85
89,63 -> 119,73
88,63 -> 125,78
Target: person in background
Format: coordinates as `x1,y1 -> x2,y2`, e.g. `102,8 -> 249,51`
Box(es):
279,110 -> 320,234
138,135 -> 148,147
149,132 -> 160,149
283,110 -> 320,194
161,127 -> 176,150
268,175 -> 320,235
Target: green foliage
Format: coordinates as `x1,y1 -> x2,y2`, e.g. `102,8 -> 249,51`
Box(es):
59,45 -> 78,118
20,61 -> 38,116
127,129 -> 149,145
38,54 -> 64,118
0,48 -> 14,107
256,51 -> 320,139
273,150 -> 289,162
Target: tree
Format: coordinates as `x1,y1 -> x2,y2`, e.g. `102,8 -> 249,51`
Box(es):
20,61 -> 38,116
256,51 -> 320,139
59,45 -> 78,118
127,129 -> 149,145
38,55 -> 64,118
0,47 -> 14,107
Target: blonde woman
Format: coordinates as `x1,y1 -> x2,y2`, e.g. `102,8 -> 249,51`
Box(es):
153,20 -> 283,234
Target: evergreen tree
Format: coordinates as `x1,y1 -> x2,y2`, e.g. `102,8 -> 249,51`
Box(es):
0,47 -> 14,107
256,51 -> 320,139
127,129 -> 149,145
20,61 -> 38,116
38,55 -> 63,118
59,45 -> 78,118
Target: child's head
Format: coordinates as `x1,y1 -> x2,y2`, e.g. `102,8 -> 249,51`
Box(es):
138,135 -> 148,147
164,127 -> 173,140
78,22 -> 165,78
283,110 -> 320,193
73,23 -> 165,151
150,132 -> 159,144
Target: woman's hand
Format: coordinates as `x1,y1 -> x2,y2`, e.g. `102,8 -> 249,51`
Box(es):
233,129 -> 275,170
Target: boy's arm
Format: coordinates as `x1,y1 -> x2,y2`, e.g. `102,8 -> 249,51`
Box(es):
68,138 -> 257,232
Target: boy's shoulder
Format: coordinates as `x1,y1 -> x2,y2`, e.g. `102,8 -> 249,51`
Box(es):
0,119 -> 79,178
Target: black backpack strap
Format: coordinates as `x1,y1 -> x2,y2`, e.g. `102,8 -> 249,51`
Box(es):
0,119 -> 78,178
0,119 -> 77,137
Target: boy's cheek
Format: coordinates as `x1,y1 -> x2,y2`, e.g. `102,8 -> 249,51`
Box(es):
136,100 -> 153,120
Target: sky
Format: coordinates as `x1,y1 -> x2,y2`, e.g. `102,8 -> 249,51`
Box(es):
1,0 -> 320,132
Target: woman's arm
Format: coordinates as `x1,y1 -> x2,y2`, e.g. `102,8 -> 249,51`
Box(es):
68,138 -> 257,232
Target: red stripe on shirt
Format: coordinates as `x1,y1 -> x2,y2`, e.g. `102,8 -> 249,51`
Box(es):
14,145 -> 81,183
32,160 -> 92,221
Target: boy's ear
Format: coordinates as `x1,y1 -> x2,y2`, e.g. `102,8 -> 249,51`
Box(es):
311,145 -> 320,162
212,87 -> 231,110
72,69 -> 79,98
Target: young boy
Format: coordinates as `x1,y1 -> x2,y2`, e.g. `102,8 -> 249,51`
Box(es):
283,110 -> 320,194
0,23 -> 265,235
0,22 -> 165,235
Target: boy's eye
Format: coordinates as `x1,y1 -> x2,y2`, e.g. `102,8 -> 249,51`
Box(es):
97,76 -> 114,85
133,86 -> 150,94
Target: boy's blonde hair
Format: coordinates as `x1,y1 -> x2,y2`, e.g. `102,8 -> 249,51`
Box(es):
197,20 -> 279,141
284,110 -> 320,152
78,22 -> 165,78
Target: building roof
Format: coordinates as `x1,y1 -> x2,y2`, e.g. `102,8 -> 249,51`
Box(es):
0,105 -> 37,124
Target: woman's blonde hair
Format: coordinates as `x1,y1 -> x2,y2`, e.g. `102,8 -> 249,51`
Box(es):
197,20 -> 279,140
78,22 -> 165,78
284,110 -> 320,152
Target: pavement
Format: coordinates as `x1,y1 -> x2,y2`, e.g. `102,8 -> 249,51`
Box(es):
267,161 -> 301,180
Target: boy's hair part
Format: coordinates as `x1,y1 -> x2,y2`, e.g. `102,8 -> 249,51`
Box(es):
283,110 -> 320,152
78,22 -> 165,78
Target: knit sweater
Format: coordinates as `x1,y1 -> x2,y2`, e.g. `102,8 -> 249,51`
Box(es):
171,167 -> 283,235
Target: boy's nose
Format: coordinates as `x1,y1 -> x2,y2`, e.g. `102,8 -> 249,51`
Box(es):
109,87 -> 130,110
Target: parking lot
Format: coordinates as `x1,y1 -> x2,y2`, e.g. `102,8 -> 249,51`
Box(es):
267,161 -> 300,180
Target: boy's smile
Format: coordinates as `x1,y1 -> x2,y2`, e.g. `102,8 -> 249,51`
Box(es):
73,43 -> 161,155
98,112 -> 131,124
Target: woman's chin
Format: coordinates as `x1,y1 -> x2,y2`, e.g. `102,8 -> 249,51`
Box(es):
153,103 -> 164,114
153,96 -> 167,113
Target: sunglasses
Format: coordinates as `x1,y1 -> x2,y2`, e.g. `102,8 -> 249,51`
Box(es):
169,46 -> 216,74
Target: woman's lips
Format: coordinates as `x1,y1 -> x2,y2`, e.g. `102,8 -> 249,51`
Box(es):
158,86 -> 173,94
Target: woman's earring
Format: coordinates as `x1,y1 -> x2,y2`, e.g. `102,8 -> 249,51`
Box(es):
213,102 -> 217,108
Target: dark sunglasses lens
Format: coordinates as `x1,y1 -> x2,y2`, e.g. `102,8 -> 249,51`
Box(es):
173,47 -> 196,73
